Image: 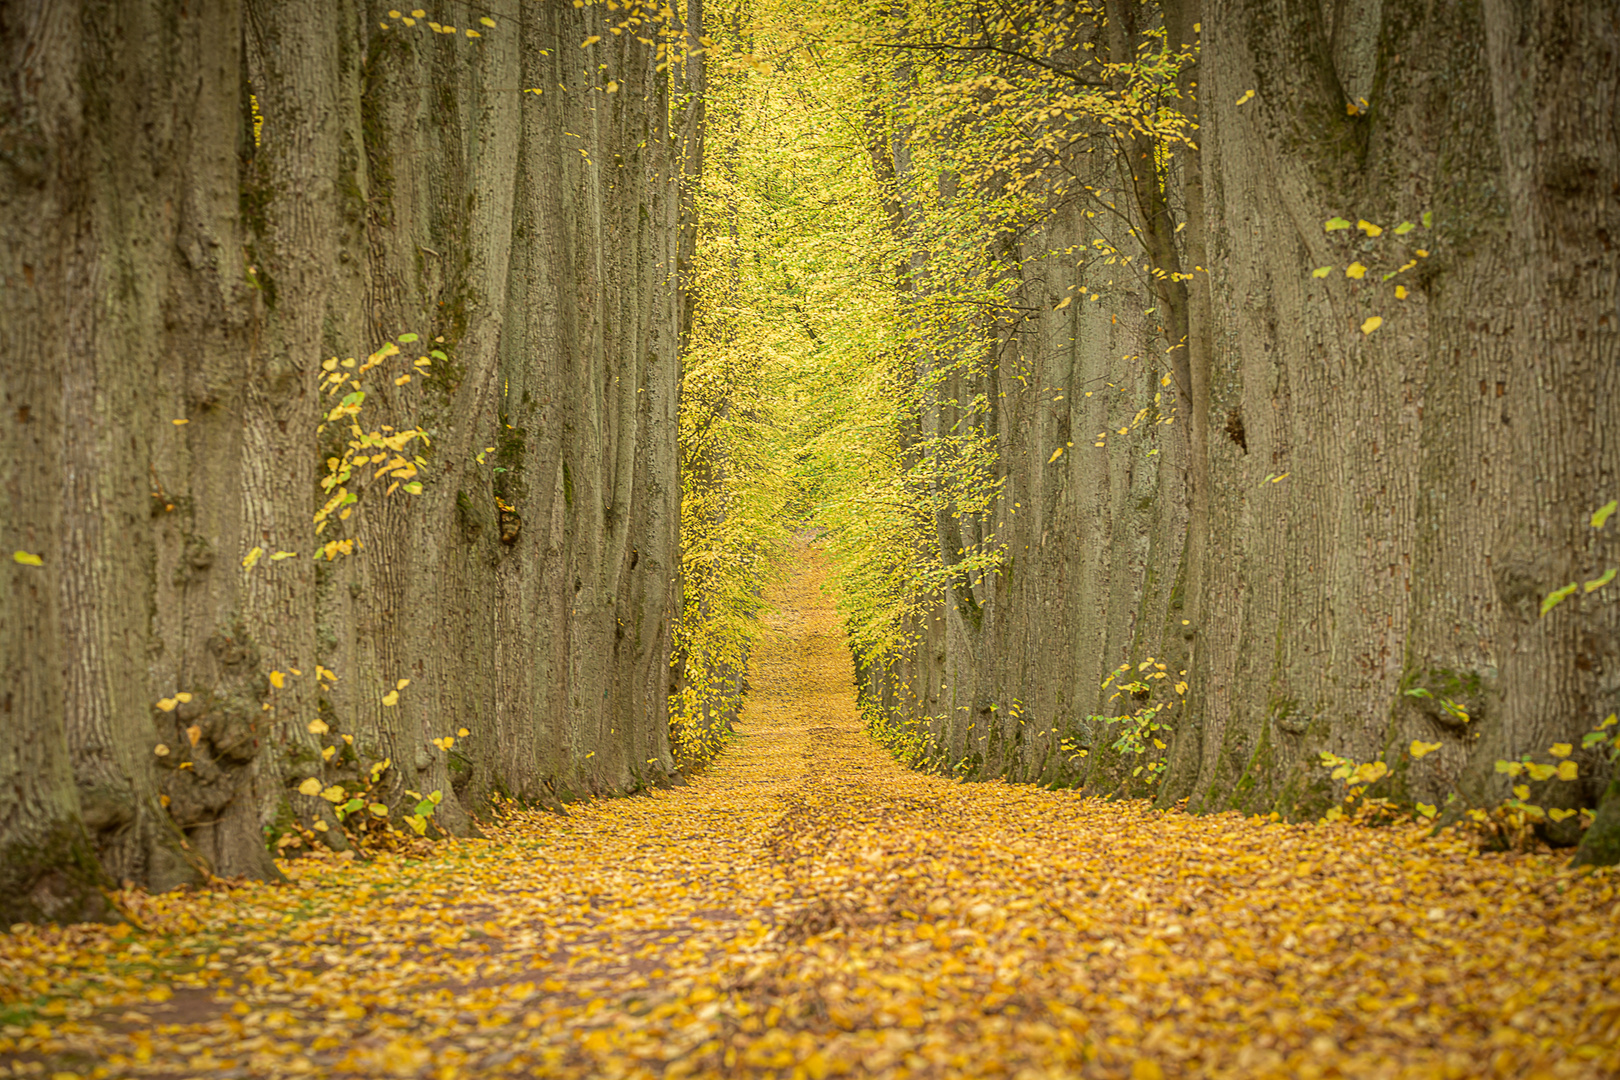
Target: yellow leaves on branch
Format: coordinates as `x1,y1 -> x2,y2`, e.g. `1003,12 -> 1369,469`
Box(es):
381,8 -> 488,36
315,338 -> 432,553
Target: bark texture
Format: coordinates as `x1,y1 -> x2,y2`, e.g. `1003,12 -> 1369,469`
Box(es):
2,0 -> 686,910
857,0 -> 1620,855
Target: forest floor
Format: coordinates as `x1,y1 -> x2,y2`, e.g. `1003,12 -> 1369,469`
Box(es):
3,545 -> 1620,1080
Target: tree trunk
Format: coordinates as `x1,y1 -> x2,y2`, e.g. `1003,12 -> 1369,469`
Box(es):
855,0 -> 1619,858
1,0 -> 690,914
0,0 -> 113,914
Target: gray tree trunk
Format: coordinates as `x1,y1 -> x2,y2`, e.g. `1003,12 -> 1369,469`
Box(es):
1,0 -> 688,911
856,0 -> 1619,860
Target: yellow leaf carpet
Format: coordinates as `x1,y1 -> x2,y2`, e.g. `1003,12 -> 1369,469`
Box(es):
3,544 -> 1618,1079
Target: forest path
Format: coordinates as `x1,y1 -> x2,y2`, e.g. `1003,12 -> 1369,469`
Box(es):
4,543 -> 1619,1079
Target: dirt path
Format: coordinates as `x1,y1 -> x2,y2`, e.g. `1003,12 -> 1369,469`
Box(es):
4,543 -> 1618,1079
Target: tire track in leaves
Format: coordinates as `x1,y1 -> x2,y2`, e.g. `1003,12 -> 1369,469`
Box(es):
3,542 -> 1619,1078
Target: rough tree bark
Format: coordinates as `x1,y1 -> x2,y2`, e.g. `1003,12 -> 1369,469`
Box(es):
1,0 -> 689,912
857,0 -> 1619,859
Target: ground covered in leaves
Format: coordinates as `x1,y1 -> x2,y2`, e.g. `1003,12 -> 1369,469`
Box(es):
5,547 -> 1620,1079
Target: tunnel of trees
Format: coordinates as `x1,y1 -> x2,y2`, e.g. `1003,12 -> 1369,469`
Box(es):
3,0 -> 1617,930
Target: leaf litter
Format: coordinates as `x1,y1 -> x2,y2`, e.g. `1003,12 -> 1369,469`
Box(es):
3,548 -> 1618,1079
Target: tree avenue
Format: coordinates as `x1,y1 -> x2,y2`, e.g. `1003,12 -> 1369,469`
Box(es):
1,0 -> 1618,1072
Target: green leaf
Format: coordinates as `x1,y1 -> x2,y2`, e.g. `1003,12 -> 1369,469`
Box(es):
403,481 -> 424,494
1311,267 -> 1332,278
1393,222 -> 1415,235
1421,211 -> 1433,228
414,798 -> 437,818
1324,217 -> 1352,231
1584,567 -> 1616,593
397,333 -> 419,343
1591,500 -> 1617,529
1541,582 -> 1579,616
430,350 -> 448,361
1402,687 -> 1433,699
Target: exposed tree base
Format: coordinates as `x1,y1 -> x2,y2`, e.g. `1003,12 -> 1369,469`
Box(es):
1572,775 -> 1620,867
0,824 -> 118,927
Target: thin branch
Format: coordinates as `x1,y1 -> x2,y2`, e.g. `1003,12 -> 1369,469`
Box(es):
862,38 -> 1107,90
